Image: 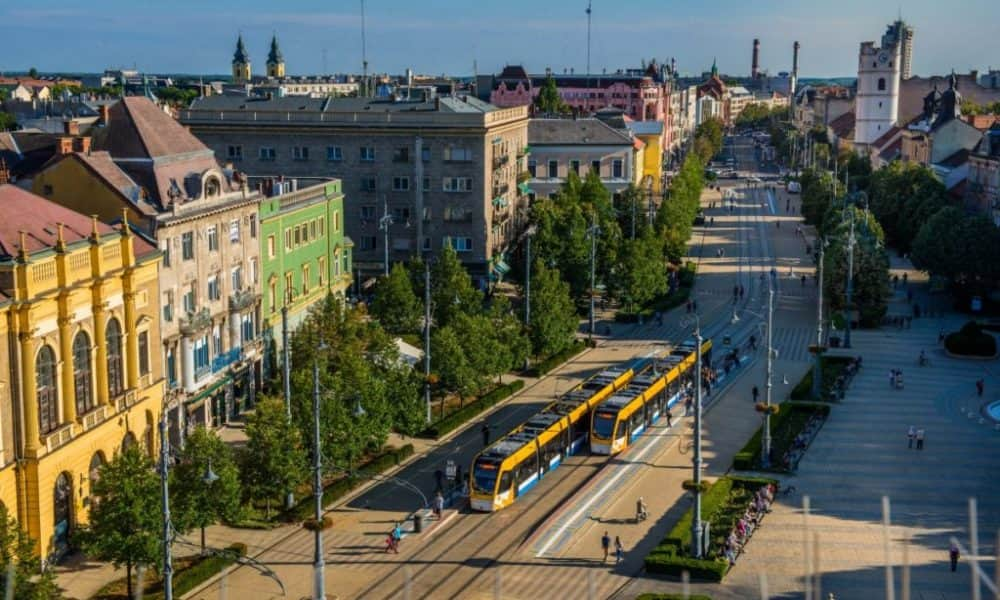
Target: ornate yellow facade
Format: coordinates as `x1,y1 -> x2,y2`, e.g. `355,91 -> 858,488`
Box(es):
0,185 -> 164,561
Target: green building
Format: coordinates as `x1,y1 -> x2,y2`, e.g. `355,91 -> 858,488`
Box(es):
259,178 -> 352,373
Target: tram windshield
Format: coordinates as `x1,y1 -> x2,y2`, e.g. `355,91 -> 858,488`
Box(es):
593,410 -> 617,439
473,459 -> 500,494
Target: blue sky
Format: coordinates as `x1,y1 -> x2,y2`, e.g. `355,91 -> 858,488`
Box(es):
1,0 -> 997,78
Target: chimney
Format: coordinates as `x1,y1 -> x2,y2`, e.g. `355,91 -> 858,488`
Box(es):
99,103 -> 111,125
63,119 -> 80,136
58,137 -> 75,155
792,41 -> 800,77
752,38 -> 761,79
73,137 -> 91,154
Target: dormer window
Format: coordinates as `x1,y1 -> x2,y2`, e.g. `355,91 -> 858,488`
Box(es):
205,177 -> 221,198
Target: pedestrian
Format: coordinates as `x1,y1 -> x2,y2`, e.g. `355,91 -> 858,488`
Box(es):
691,300 -> 698,312
390,522 -> 403,553
686,299 -> 692,313
434,468 -> 444,493
976,378 -> 985,397
733,284 -> 740,299
889,369 -> 896,389
938,330 -> 945,344
902,272 -> 908,286
601,531 -> 611,562
906,289 -> 914,304
739,285 -> 745,299
481,422 -> 491,447
433,491 -> 444,519
666,410 -> 673,427
907,425 -> 916,449
752,385 -> 760,403
614,536 -> 625,564
949,542 -> 960,572
915,428 -> 925,450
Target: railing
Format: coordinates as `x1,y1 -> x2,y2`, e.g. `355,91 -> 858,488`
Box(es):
80,405 -> 111,432
114,389 -> 140,412
43,423 -> 75,453
212,347 -> 242,373
229,289 -> 259,312
179,307 -> 212,335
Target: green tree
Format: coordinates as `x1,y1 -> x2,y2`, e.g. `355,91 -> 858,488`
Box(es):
823,208 -> 890,327
170,427 -> 242,553
431,245 -> 482,328
0,505 -> 62,599
488,294 -> 531,371
694,118 -> 724,160
615,183 -> 648,238
535,75 -> 568,114
656,154 -> 704,262
27,67 -> 38,79
431,325 -> 478,398
911,208 -> 1000,293
616,229 -> 668,312
241,397 -> 306,518
0,112 -> 15,132
370,263 -> 422,334
76,446 -> 161,600
528,261 -> 579,356
155,86 -> 199,107
452,312 -> 506,392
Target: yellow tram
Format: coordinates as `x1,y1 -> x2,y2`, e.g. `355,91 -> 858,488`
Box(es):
469,365 -> 633,512
590,338 -> 712,455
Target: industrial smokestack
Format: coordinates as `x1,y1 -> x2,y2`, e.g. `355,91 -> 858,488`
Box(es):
752,38 -> 760,79
791,41 -> 801,97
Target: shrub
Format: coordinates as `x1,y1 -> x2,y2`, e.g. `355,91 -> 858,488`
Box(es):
945,321 -> 997,357
731,403 -> 829,472
643,553 -> 729,582
417,381 -> 525,439
636,594 -> 713,600
144,543 -> 247,600
789,356 -> 853,401
525,341 -> 587,377
615,307 -> 655,323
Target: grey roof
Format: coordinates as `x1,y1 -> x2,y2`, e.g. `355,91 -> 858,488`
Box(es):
187,94 -> 500,114
528,118 -> 634,146
627,120 -> 664,136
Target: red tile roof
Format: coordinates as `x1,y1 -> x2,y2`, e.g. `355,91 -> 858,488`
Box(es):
0,184 -> 115,258
871,126 -> 902,149
829,111 -> 856,139
94,97 -> 210,159
69,151 -> 158,216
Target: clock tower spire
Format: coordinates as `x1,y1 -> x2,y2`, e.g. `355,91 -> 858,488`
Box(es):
853,20 -> 902,149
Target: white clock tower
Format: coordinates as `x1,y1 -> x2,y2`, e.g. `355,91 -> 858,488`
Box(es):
854,33 -> 901,148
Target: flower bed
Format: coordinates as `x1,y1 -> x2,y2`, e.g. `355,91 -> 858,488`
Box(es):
644,476 -> 776,582
732,402 -> 829,472
789,355 -> 855,401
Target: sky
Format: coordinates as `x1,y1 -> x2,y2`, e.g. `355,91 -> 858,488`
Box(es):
1,0 -> 998,79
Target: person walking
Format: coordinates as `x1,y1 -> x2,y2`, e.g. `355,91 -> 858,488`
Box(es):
907,425 -> 916,449
601,531 -> 611,562
665,410 -> 673,427
481,422 -> 491,447
889,370 -> 896,389
949,542 -> 960,572
614,536 -> 625,564
390,522 -> 403,553
432,491 -> 444,519
752,385 -> 760,403
915,428 -> 925,450
976,378 -> 985,397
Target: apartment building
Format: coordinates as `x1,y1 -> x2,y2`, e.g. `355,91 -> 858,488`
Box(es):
526,118 -> 636,198
180,93 -> 530,286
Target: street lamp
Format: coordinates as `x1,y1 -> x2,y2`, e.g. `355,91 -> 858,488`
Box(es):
311,359 -> 326,600
680,312 -> 705,558
423,262 -> 432,424
158,415 -> 174,600
378,195 -> 393,276
198,459 -> 219,553
844,215 -> 856,349
522,225 -> 538,327
587,212 -> 601,340
732,287 -> 776,467
282,288 -> 295,510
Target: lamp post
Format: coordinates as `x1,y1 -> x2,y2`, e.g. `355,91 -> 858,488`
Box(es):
587,212 -> 600,340
159,415 -> 174,600
311,359 -> 326,600
282,290 -> 294,510
200,459 -> 219,554
692,317 -> 704,558
812,241 -> 825,400
423,262 -> 432,424
731,288 -> 775,467
522,225 -> 538,327
379,195 -> 393,276
844,215 -> 855,349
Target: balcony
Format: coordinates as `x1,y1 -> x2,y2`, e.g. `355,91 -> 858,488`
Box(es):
229,288 -> 259,312
212,346 -> 242,373
179,307 -> 212,336
518,146 -> 531,157
492,183 -> 510,197
42,423 -> 75,453
114,389 -> 140,412
492,154 -> 511,169
79,404 -> 112,432
517,171 -> 531,184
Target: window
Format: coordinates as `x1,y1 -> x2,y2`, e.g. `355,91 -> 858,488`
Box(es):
302,264 -> 310,294
249,214 -> 257,239
231,266 -> 242,291
445,237 -> 473,252
318,257 -> 326,287
138,331 -> 150,377
284,228 -> 292,251
612,159 -> 624,178
259,147 -> 276,161
393,147 -> 409,162
106,318 -> 124,398
163,291 -> 174,322
310,220 -> 317,240
267,235 -> 276,259
422,237 -> 431,251
181,232 -> 194,260
161,238 -> 171,267
548,160 -> 558,178
423,176 -> 431,192
360,146 -> 376,162
326,146 -> 343,161
444,147 -> 472,161
241,313 -> 254,343
166,347 -> 177,388
361,206 -> 376,220
229,220 -> 240,243
207,275 -> 220,301
361,177 -> 377,192
292,146 -> 310,161
392,176 -> 410,191
212,325 -> 222,355
294,226 -> 301,246
227,145 -> 243,160
268,280 -> 277,313
193,335 -> 209,373
332,211 -> 339,232
443,177 -> 473,192
360,236 -> 377,250
207,226 -> 218,252
36,345 -> 59,434
285,271 -> 294,299
528,160 -> 537,177
392,207 -> 410,221
421,146 -> 431,162
570,160 -> 581,175
877,77 -> 886,91
591,160 -> 601,175
318,218 -> 324,237
183,282 -> 196,313
73,332 -> 93,416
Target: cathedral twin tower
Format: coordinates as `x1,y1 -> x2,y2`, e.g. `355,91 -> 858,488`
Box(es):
232,34 -> 285,83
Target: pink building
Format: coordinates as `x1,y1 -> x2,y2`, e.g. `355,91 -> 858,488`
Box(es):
489,64 -> 674,148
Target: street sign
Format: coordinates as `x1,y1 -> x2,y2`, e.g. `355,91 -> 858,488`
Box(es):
445,460 -> 456,481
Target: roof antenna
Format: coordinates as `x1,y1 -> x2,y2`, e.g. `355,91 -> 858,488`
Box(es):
361,0 -> 369,97
586,0 -> 593,80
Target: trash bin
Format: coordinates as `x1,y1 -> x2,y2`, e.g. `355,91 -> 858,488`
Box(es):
412,512 -> 423,534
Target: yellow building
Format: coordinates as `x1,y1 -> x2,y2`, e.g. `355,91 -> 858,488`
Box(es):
0,184 -> 164,561
266,35 -> 285,79
627,120 -> 666,195
232,34 -> 251,84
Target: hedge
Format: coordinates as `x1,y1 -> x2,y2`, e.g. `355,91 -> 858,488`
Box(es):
525,340 -> 587,377
945,321 -> 997,357
637,594 -> 713,600
417,380 -> 526,439
287,444 -> 415,521
137,543 -> 247,600
789,355 -> 853,401
732,402 -> 830,471
644,476 -> 776,582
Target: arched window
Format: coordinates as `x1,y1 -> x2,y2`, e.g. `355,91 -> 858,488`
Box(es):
204,177 -> 221,198
106,318 -> 124,398
37,345 -> 59,434
121,431 -> 137,453
53,472 -> 72,554
73,332 -> 93,415
88,452 -> 105,506
878,78 -> 886,91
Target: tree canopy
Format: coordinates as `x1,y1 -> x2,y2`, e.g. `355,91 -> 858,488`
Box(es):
535,75 -> 569,114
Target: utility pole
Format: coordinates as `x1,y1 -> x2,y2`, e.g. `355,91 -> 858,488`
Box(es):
691,321 -> 704,559
844,216 -> 855,349
311,360 -> 326,600
423,263 -> 432,424
763,288 -> 774,467
159,415 -> 174,600
585,1 -> 592,85
812,242 -> 824,400
525,232 -> 532,326
587,211 -> 600,340
282,295 -> 294,509
360,0 -> 368,97
630,190 -> 636,239
379,195 -> 393,276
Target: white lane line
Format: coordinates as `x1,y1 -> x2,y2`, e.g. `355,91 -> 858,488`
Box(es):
534,424 -> 666,558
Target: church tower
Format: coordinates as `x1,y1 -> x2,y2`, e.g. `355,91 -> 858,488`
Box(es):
266,34 -> 285,78
853,28 -> 901,148
232,34 -> 251,84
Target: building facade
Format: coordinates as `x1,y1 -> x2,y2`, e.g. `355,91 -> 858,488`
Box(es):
32,97 -> 264,443
180,94 -> 529,286
966,125 -> 1000,226
526,118 -> 635,198
0,184 -> 164,561
854,30 -> 902,148
257,178 -> 352,368
266,35 -> 285,79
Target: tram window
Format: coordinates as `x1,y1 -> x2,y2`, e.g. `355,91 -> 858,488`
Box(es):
515,456 -> 536,483
498,471 -> 512,492
593,411 -> 616,438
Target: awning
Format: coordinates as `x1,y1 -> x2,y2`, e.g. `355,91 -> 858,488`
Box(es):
492,196 -> 508,208
518,182 -> 533,195
185,375 -> 231,406
493,259 -> 511,275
